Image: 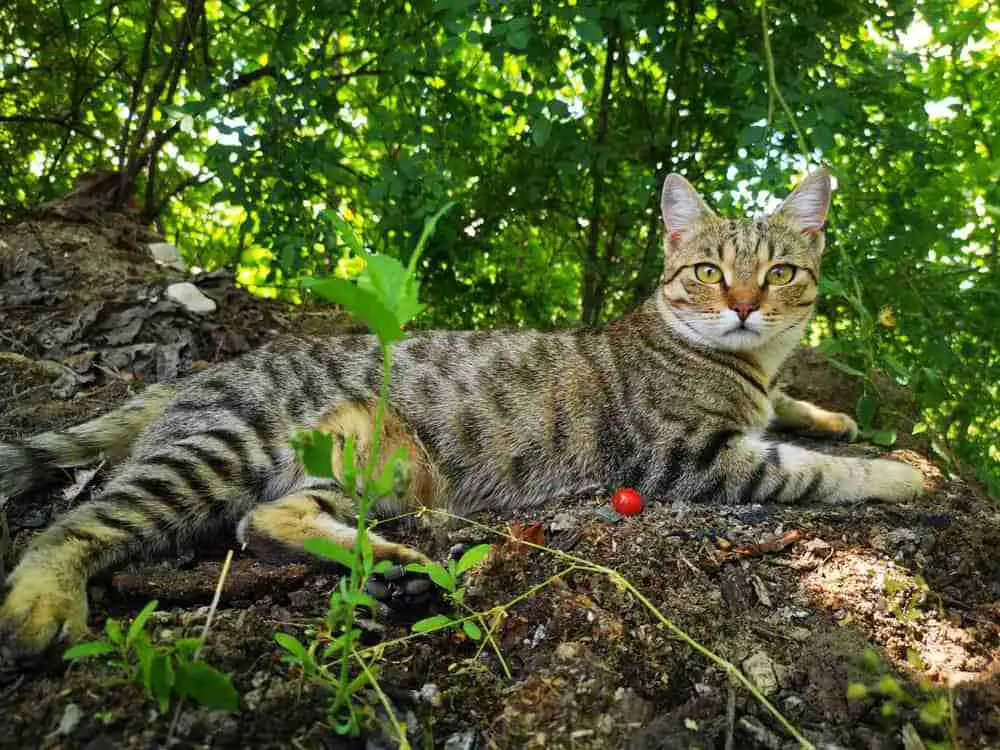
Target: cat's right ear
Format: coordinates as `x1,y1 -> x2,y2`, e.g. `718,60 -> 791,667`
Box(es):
661,173 -> 717,245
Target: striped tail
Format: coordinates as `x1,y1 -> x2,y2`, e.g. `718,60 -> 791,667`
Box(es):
0,384 -> 176,500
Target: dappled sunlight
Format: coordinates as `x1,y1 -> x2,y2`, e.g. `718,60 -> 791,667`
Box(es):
801,548 -> 996,688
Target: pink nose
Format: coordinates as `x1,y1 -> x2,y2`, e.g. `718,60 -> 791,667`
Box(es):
731,302 -> 757,321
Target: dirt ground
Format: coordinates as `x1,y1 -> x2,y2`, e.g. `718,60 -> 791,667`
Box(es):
0,205 -> 998,750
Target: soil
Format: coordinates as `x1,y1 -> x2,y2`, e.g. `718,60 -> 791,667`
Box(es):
0,202 -> 997,750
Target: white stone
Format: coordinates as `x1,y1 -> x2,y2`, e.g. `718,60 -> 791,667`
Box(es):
166,282 -> 216,314
742,650 -> 779,696
147,242 -> 186,270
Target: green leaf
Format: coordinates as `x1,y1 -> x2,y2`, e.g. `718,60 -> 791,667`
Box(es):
846,682 -> 868,700
290,429 -> 335,478
739,125 -> 765,146
148,653 -> 176,714
369,446 -> 410,497
304,277 -> 403,344
575,19 -> 604,43
127,600 -> 159,647
507,29 -> 531,50
532,117 -> 552,147
324,211 -> 364,255
64,640 -> 115,661
407,561 -> 455,592
342,432 -> 357,494
869,429 -> 897,447
454,543 -> 491,575
177,661 -> 239,712
462,620 -> 482,640
105,618 -> 123,645
411,614 -> 455,633
303,537 -> 357,569
408,202 -> 456,276
274,632 -> 307,662
856,393 -> 877,429
826,359 -> 866,379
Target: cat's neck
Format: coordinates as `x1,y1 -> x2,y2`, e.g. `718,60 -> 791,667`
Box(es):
647,295 -> 803,385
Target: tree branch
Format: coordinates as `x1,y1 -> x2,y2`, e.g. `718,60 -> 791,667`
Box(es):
0,115 -> 102,144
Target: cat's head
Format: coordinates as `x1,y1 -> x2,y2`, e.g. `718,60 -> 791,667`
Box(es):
657,169 -> 831,355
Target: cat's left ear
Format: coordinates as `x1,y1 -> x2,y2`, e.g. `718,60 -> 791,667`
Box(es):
772,168 -> 831,239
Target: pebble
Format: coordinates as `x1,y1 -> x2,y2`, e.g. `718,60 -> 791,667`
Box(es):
549,512 -> 576,532
443,728 -> 479,750
742,650 -> 779,697
530,624 -> 546,648
165,282 -> 216,314
57,703 -> 84,735
418,682 -> 442,707
737,715 -> 782,749
147,242 -> 185,270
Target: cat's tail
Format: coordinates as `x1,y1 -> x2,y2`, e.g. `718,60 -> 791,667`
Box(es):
0,383 -> 177,500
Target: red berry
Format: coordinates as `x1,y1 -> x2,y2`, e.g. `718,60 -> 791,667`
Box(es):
611,487 -> 643,516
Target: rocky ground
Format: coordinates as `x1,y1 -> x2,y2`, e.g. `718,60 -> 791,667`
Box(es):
0,204 -> 997,749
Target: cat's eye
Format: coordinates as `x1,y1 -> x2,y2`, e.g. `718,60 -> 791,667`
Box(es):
694,263 -> 723,284
767,264 -> 796,285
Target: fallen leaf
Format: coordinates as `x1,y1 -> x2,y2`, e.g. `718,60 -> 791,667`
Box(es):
733,529 -> 802,557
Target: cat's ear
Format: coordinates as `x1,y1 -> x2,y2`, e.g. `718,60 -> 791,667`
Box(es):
661,173 -> 717,244
772,168 -> 831,236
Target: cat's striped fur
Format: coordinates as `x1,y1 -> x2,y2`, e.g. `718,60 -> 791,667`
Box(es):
0,169 -> 923,654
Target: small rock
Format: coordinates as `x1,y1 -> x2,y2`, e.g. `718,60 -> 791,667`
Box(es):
147,242 -> 186,270
751,574 -> 773,607
742,650 -> 779,697
804,537 -> 831,551
418,683 -> 442,707
786,626 -> 812,642
549,512 -> 576,532
443,728 -> 479,750
783,694 -> 805,716
57,703 -> 84,735
737,715 -> 782,749
165,282 -> 216,314
556,641 -> 582,660
530,624 -> 546,648
595,505 -> 623,524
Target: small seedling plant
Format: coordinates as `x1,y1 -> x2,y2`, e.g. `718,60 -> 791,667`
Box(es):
64,599 -> 238,714
846,647 -> 957,749
406,544 -> 492,641
276,203 -> 459,738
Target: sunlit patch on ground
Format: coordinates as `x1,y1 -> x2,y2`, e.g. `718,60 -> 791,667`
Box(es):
801,548 -> 993,687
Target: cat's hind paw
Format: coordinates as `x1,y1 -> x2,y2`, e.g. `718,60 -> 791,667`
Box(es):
0,566 -> 89,659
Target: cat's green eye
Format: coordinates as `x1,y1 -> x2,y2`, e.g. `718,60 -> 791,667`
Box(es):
694,264 -> 723,284
767,264 -> 796,285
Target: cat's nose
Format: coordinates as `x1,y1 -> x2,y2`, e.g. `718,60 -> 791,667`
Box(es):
731,301 -> 757,321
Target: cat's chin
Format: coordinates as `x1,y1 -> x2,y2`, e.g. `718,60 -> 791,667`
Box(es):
714,328 -> 767,352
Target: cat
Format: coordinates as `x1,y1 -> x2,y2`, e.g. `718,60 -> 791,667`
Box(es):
0,168 -> 923,655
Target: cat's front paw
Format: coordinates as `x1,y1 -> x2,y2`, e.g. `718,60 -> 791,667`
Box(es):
818,411 -> 859,442
0,565 -> 89,658
868,459 -> 924,502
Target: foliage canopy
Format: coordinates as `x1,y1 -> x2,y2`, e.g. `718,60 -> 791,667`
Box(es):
1,0 -> 998,492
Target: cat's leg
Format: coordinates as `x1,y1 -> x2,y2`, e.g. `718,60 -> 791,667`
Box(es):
236,488 -> 430,565
655,430 -> 922,506
0,383 -> 176,499
769,389 -> 858,442
0,425 -> 261,656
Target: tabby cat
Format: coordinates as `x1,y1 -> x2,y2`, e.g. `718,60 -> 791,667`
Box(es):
0,169 -> 923,655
